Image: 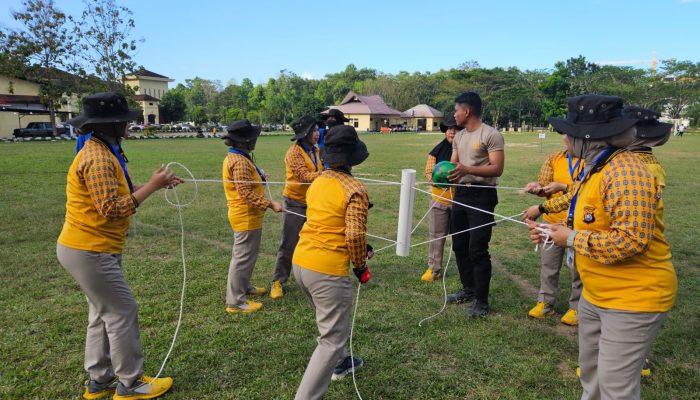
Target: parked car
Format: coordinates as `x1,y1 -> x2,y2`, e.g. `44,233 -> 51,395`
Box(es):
128,123 -> 144,131
380,126 -> 392,133
13,122 -> 67,138
390,124 -> 408,132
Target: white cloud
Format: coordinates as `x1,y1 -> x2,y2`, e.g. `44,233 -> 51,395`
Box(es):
681,0 -> 700,3
300,71 -> 317,80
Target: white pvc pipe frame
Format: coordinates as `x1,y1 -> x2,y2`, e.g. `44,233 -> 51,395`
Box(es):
396,169 -> 416,256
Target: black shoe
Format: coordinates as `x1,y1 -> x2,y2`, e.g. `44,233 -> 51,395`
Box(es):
332,356 -> 364,381
447,288 -> 475,304
466,300 -> 489,317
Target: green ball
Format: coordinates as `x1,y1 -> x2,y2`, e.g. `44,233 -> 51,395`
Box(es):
432,161 -> 456,188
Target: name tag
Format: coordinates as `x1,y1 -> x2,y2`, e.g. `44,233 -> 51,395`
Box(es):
566,248 -> 575,269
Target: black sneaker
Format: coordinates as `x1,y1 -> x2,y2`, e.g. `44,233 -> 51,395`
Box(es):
446,288 -> 475,304
331,356 -> 364,381
83,376 -> 118,399
466,300 -> 490,317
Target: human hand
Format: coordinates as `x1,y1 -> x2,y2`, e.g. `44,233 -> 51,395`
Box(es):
525,219 -> 545,244
148,165 -> 177,190
549,224 -> 572,247
447,163 -> 470,182
353,265 -> 371,284
523,205 -> 542,221
269,200 -> 284,213
366,244 -> 374,260
542,182 -> 567,196
524,182 -> 543,195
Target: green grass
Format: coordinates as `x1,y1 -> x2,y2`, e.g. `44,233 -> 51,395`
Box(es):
0,133 -> 698,399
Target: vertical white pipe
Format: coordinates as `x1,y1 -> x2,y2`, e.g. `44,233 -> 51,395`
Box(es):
396,169 -> 416,257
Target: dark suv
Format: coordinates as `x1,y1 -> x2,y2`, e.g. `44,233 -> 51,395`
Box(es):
13,122 -> 68,138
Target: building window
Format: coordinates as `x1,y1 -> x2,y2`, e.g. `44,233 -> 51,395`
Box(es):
433,121 -> 438,127
349,118 -> 359,128
149,102 -> 153,106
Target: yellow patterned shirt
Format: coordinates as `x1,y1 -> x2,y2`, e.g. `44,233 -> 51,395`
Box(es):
283,143 -> 323,203
58,138 -> 136,254
293,169 -> 369,276
223,152 -> 270,231
572,150 -> 676,312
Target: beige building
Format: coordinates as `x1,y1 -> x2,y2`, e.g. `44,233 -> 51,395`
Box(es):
0,74 -> 79,137
322,91 -> 404,132
402,104 -> 444,131
123,69 -> 174,124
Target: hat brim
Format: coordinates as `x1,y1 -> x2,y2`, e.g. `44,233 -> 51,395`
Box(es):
321,140 -> 369,166
548,116 -> 639,139
291,123 -> 316,141
67,109 -> 141,129
636,122 -> 673,139
222,125 -> 262,142
440,122 -> 458,133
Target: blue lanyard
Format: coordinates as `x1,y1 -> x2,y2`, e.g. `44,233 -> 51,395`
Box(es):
300,143 -> 319,171
76,132 -> 92,154
228,148 -> 266,185
567,147 -> 614,228
108,143 -> 134,193
567,153 -> 583,181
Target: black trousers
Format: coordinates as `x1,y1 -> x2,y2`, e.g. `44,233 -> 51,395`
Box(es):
451,186 -> 498,303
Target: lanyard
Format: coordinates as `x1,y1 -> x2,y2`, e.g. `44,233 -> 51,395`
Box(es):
300,143 -> 319,171
87,136 -> 134,193
567,147 -> 614,228
228,148 -> 266,185
567,153 -> 583,181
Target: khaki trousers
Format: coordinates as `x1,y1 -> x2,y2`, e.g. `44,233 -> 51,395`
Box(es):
538,243 -> 582,309
272,197 -> 307,283
57,244 -> 144,387
578,296 -> 667,400
226,229 -> 262,305
428,202 -> 451,273
293,264 -> 352,400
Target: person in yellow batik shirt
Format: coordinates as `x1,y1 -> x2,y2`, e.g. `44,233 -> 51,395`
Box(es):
292,125 -> 373,400
57,92 -> 182,400
523,134 -> 584,326
421,115 -> 458,282
269,115 -> 323,299
222,119 -> 283,313
527,95 -> 676,400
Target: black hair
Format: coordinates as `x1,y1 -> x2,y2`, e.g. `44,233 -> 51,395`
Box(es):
224,137 -> 256,151
454,91 -> 482,117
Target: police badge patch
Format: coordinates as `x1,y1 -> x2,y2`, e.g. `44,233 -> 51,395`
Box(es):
583,206 -> 596,224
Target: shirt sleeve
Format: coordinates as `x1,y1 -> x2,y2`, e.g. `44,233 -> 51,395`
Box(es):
543,187 -> 574,214
287,145 -> 321,182
230,156 -> 271,210
79,146 -> 136,220
425,155 -> 436,181
345,189 -> 369,269
537,152 -> 557,186
485,128 -> 505,152
572,156 -> 657,264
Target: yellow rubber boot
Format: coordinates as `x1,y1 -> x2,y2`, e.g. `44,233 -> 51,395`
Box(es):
528,302 -> 554,319
561,309 -> 578,326
270,280 -> 284,299
226,300 -> 263,313
112,376 -> 173,400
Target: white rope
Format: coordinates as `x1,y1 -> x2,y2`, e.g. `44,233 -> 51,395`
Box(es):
410,212 -> 525,248
415,181 -> 524,190
350,282 -> 364,400
418,245 -> 452,327
151,161 -> 199,380
412,186 -> 528,227
356,177 -> 401,186
411,188 -> 449,235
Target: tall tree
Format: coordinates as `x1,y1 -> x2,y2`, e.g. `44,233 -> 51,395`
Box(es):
160,89 -> 186,123
72,0 -> 142,92
1,0 -> 77,136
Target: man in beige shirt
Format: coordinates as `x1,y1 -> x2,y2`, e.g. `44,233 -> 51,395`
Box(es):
447,91 -> 505,317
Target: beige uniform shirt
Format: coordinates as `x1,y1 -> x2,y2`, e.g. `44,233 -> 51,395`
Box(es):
452,123 -> 504,185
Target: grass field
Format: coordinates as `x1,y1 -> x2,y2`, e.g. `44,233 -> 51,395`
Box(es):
0,132 -> 698,399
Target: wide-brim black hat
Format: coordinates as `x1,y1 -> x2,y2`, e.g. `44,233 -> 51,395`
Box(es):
548,94 -> 639,140
323,108 -> 350,123
222,119 -> 261,143
440,115 -> 459,133
623,106 -> 673,139
67,92 -> 141,129
291,115 -> 317,141
321,125 -> 369,166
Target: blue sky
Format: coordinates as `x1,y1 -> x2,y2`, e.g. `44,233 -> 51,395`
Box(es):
1,0 -> 699,85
